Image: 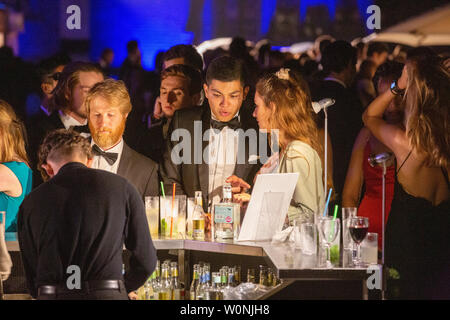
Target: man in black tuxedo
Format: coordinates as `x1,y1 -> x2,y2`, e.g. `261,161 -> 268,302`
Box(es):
27,62 -> 105,187
310,40 -> 363,204
138,64 -> 202,163
84,78 -> 159,199
18,129 -> 156,300
161,56 -> 264,212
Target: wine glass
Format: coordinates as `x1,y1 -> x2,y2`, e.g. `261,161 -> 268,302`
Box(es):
318,217 -> 340,268
349,217 -> 369,267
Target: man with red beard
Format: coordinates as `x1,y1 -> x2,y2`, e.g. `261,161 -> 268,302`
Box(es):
85,79 -> 159,199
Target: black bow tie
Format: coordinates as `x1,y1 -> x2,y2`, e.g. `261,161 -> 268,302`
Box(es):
92,144 -> 118,166
70,124 -> 90,134
210,117 -> 241,131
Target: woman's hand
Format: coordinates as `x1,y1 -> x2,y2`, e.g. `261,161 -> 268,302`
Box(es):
397,65 -> 408,90
233,192 -> 251,213
226,175 -> 251,194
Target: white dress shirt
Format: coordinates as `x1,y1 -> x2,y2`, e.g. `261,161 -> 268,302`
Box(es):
58,110 -> 90,138
207,113 -> 240,208
90,138 -> 124,174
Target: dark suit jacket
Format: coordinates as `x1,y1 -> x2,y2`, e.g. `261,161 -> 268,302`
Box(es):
133,117 -> 167,164
311,79 -> 363,201
117,142 -> 160,199
26,111 -> 65,188
17,162 -> 157,297
160,104 -> 264,211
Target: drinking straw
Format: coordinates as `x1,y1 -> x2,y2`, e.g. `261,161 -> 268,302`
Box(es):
333,204 -> 338,220
329,204 -> 339,242
170,183 -> 176,238
160,182 -> 166,198
322,188 -> 333,217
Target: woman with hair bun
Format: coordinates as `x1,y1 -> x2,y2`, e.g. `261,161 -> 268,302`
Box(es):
363,53 -> 450,299
230,68 -> 327,226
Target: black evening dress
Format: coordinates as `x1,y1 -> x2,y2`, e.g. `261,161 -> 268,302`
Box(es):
385,151 -> 450,299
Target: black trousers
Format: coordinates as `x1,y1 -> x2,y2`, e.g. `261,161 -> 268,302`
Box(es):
37,282 -> 129,300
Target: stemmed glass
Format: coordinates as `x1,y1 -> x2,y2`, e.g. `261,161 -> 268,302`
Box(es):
318,216 -> 340,268
349,217 -> 369,267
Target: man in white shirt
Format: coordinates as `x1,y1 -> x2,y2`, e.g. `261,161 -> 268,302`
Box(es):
84,79 -> 159,199
28,62 -> 105,187
161,56 -> 263,212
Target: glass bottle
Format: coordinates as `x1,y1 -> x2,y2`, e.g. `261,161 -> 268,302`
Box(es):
247,268 -> 255,283
192,191 -> 206,241
267,268 -> 274,287
234,265 -> 241,285
143,275 -> 152,300
213,183 -> 240,239
158,263 -> 172,300
220,268 -> 227,288
226,268 -> 236,289
203,264 -> 211,292
170,262 -> 184,300
195,266 -> 207,300
189,264 -> 200,300
259,265 -> 268,286
151,270 -> 160,300
205,272 -> 224,300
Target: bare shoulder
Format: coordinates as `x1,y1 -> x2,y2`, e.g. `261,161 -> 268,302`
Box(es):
0,163 -> 15,180
0,163 -> 18,193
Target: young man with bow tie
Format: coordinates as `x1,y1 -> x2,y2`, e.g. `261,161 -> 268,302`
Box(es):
84,79 -> 159,199
161,56 -> 264,212
27,62 -> 105,188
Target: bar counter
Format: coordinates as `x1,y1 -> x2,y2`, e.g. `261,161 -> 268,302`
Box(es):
6,237 -> 381,299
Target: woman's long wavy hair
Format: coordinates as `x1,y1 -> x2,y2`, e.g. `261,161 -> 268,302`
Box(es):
0,99 -> 29,165
404,55 -> 450,168
256,69 -> 332,191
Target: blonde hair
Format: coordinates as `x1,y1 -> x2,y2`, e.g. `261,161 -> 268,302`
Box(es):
84,79 -> 132,115
404,55 -> 450,168
256,69 -> 332,191
0,99 -> 29,165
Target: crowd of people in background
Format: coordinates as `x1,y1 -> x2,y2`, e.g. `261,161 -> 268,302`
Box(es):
0,35 -> 449,300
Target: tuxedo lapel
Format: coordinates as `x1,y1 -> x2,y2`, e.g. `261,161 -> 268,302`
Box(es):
117,141 -> 132,177
48,111 -> 65,130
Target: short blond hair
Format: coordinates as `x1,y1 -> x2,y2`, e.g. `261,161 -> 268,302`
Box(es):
84,79 -> 132,115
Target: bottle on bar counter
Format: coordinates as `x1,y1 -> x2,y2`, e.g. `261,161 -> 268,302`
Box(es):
192,191 -> 206,241
158,263 -> 173,300
170,262 -> 184,300
213,182 -> 240,240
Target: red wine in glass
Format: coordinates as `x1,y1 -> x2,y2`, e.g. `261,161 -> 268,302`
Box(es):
349,227 -> 368,244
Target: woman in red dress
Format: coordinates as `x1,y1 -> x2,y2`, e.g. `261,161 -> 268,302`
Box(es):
342,61 -> 404,248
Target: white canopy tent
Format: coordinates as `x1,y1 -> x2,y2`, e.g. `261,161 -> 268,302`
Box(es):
363,4 -> 450,47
